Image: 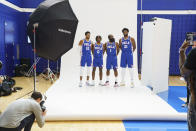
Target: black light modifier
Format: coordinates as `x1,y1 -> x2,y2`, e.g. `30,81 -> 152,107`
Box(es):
27,0 -> 78,61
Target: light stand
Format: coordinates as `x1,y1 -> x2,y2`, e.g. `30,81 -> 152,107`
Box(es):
17,23 -> 39,99
25,57 -> 40,77
41,59 -> 57,83
33,23 -> 38,91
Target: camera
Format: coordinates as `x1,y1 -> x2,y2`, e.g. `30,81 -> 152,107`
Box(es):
186,32 -> 196,46
40,95 -> 47,112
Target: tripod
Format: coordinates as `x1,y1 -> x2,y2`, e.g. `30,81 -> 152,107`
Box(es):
17,23 -> 38,99
25,57 -> 40,77
41,60 -> 57,83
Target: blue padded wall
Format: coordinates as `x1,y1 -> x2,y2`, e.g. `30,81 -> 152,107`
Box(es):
138,0 -> 196,10
137,14 -> 196,75
5,0 -> 44,8
7,0 -> 196,10
0,4 -> 60,76
0,4 -> 21,76
22,0 -> 44,8
6,0 -> 22,7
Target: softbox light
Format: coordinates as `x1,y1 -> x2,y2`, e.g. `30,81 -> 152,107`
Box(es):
27,0 -> 78,61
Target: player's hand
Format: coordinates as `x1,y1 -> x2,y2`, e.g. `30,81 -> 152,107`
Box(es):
42,110 -> 47,116
180,40 -> 189,50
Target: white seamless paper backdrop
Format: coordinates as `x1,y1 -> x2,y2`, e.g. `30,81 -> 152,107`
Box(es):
44,0 -> 187,120
60,0 -> 139,86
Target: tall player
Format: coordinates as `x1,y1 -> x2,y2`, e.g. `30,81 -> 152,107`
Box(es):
78,31 -> 93,87
104,34 -> 120,87
91,36 -> 104,86
119,28 -> 136,87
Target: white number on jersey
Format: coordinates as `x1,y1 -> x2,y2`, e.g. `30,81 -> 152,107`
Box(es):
86,47 -> 90,50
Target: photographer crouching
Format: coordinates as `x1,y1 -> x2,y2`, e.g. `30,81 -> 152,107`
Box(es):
179,33 -> 196,131
0,92 -> 46,131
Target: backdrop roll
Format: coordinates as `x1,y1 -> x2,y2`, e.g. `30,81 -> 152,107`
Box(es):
59,0 -> 139,85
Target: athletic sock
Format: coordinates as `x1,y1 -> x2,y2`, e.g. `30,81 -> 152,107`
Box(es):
115,77 -> 118,83
87,67 -> 91,76
106,76 -> 109,82
79,80 -> 82,85
80,67 -> 85,76
129,68 -> 134,82
121,68 -> 126,83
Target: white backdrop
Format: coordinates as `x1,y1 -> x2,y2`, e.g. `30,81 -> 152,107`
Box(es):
45,0 -> 187,120
60,0 -> 139,86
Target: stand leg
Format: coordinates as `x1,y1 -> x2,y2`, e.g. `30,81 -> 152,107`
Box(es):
33,25 -> 37,92
16,24 -> 38,99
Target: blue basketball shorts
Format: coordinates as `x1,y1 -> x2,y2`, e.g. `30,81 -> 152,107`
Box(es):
93,58 -> 103,68
120,53 -> 133,68
80,55 -> 92,67
106,56 -> 117,70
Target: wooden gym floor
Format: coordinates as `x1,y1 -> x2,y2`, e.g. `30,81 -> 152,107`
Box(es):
0,76 -> 186,131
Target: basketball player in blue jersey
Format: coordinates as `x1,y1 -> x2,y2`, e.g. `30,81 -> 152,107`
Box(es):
91,36 -> 104,86
103,34 -> 120,87
78,31 -> 93,87
119,28 -> 136,87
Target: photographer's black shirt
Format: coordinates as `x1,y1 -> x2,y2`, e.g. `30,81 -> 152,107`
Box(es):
184,48 -> 196,70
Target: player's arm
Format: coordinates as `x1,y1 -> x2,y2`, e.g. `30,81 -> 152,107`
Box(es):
179,40 -> 193,80
116,42 -> 120,55
131,37 -> 136,52
103,43 -> 107,55
91,43 -> 94,56
78,40 -> 83,46
119,39 -> 122,49
78,40 -> 83,56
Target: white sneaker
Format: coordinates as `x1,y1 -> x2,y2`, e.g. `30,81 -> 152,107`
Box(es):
120,81 -> 126,86
104,81 -> 109,86
90,82 -> 95,86
130,82 -> 135,88
114,83 -> 119,88
99,82 -> 103,86
86,81 -> 91,86
79,82 -> 82,87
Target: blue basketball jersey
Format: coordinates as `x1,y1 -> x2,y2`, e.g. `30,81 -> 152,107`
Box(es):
106,42 -> 116,56
94,43 -> 103,58
82,39 -> 91,56
121,36 -> 132,54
